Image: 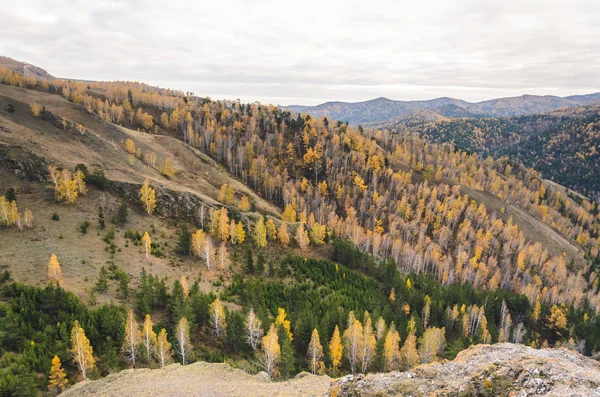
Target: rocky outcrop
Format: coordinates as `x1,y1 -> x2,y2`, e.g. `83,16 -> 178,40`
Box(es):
0,143 -> 49,182
328,343 -> 600,396
110,180 -> 210,221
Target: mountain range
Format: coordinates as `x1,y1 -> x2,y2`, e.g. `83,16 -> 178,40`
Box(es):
287,93 -> 600,124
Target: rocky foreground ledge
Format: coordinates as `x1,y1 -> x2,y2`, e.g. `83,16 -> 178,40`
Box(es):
61,344 -> 600,396
328,343 -> 600,397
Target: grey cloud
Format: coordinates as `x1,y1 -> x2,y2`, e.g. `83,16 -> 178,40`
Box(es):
0,0 -> 599,105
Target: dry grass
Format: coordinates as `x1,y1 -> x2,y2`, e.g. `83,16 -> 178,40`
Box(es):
61,362 -> 331,397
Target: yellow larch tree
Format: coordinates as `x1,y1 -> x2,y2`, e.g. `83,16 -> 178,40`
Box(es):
418,327 -> 446,364
122,309 -> 141,367
245,307 -> 263,351
309,222 -> 326,245
192,229 -> 206,259
142,232 -> 151,259
266,218 -> 278,242
139,178 -> 156,215
384,322 -> 402,371
70,320 -> 95,380
329,325 -> 343,375
360,312 -> 376,373
218,184 -> 235,205
180,276 -> 189,297
281,199 -> 297,222
254,216 -> 267,248
73,169 -> 87,195
175,317 -> 192,365
218,242 -> 229,269
57,170 -> 78,204
278,223 -> 290,246
24,208 -> 33,228
48,355 -> 68,393
125,138 -> 136,154
343,314 -> 364,374
400,319 -> 420,369
154,328 -> 172,369
238,195 -> 251,212
47,254 -> 62,284
142,314 -> 157,360
275,308 -> 293,341
295,222 -> 309,250
218,207 -> 230,241
261,324 -> 280,379
210,298 -> 227,338
160,158 -> 175,178
30,102 -> 41,117
236,221 -> 246,244
307,328 -> 324,375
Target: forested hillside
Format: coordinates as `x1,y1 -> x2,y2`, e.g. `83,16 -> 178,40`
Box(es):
389,106 -> 600,199
1,63 -> 600,395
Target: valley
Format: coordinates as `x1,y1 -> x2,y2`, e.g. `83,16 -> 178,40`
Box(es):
1,58 -> 600,396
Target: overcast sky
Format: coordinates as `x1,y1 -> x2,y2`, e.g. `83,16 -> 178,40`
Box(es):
1,0 -> 599,105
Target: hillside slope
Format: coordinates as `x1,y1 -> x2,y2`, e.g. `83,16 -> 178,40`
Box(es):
329,343 -> 600,396
392,105 -> 600,198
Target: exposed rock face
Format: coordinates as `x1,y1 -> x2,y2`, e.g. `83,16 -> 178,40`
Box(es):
328,343 -> 600,397
110,180 -> 209,221
0,144 -> 49,182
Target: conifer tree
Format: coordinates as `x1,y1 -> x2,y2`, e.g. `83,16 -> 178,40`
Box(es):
122,309 -> 141,367
307,328 -> 324,375
154,328 -> 173,369
48,355 -> 68,394
70,320 -> 95,379
329,325 -> 343,376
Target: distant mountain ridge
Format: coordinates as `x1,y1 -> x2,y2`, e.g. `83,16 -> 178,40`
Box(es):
287,92 -> 600,124
0,56 -> 55,81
